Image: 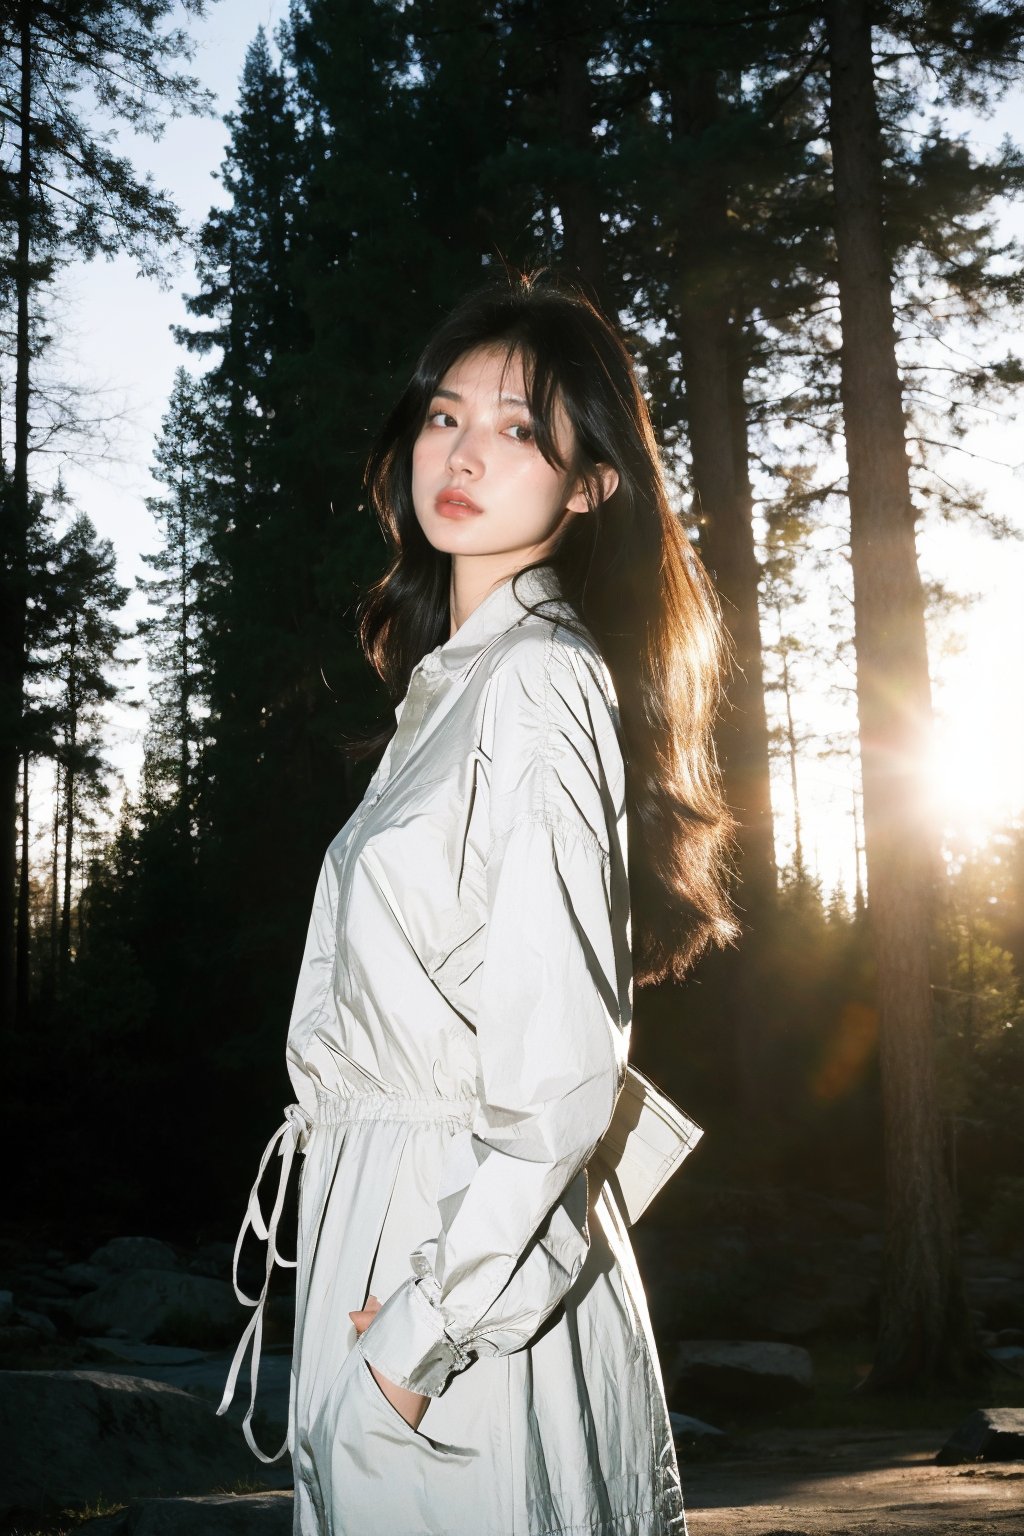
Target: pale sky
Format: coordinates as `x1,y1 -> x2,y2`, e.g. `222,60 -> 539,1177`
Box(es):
44,2 -> 1024,897
51,0 -> 290,820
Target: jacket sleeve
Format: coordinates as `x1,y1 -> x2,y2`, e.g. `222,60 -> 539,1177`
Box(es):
357,634 -> 631,1395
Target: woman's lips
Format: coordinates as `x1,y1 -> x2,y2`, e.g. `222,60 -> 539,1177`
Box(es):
436,491 -> 483,518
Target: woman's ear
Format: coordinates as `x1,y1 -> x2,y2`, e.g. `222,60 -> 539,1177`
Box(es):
566,463 -> 620,514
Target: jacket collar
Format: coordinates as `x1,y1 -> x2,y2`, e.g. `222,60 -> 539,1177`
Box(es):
419,563 -> 574,682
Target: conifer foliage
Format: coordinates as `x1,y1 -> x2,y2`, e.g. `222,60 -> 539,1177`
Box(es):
0,0 -> 216,1015
136,368 -> 215,835
5,2 -> 1024,1392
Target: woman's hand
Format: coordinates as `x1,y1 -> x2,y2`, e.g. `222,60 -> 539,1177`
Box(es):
349,1294 -> 430,1431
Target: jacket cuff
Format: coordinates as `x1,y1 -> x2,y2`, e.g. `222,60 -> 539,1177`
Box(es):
356,1274 -> 472,1397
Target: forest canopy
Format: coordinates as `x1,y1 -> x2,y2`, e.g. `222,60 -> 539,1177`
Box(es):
2,0 -> 1023,1393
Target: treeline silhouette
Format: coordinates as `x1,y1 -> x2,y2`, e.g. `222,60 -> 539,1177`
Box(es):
3,0 -> 1024,1391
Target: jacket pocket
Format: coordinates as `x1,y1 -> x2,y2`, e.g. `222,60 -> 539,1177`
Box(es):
355,1351 -> 478,1461
310,1345 -> 497,1534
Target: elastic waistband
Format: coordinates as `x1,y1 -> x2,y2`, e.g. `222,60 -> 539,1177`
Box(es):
311,1088 -> 476,1129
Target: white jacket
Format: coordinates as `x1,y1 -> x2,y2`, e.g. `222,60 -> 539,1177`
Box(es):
219,563 -> 698,1535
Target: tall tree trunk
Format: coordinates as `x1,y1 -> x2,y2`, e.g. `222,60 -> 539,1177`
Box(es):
825,0 -> 977,1386
43,755 -> 59,1001
668,66 -> 777,1108
676,301 -> 777,909
852,778 -> 866,918
179,521 -> 192,840
773,605 -> 805,877
0,5 -> 33,1023
61,758 -> 74,971
50,762 -> 59,955
676,293 -> 777,1105
60,628 -> 77,971
16,751 -> 30,1021
75,822 -> 88,959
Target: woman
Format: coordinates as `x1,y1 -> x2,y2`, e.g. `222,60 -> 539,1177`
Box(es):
218,272 -> 736,1535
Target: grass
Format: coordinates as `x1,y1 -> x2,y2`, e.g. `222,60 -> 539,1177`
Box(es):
210,1477 -> 287,1496
3,1496 -> 127,1536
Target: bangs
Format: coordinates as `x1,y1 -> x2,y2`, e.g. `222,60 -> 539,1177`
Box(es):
493,340 -> 572,473
415,331 -> 579,475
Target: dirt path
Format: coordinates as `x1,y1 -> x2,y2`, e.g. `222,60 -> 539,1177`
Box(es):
682,1429 -> 1024,1533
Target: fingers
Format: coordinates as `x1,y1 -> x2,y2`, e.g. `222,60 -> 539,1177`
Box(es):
347,1294 -> 382,1334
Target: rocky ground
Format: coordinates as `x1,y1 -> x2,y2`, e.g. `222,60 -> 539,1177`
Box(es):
684,1425 -> 1024,1534
2,1189 -> 1022,1534
8,1425 -> 1022,1535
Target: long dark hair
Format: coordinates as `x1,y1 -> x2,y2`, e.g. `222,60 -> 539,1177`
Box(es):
351,270 -> 737,983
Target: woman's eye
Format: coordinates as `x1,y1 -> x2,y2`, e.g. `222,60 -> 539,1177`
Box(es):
426,408 -> 455,427
506,422 -> 535,444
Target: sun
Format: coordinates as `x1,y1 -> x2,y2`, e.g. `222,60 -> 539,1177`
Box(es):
925,694 -> 1023,848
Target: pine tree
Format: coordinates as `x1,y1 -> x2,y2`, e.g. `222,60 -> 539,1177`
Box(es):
136,368 -> 215,837
0,0 -> 215,1019
39,512 -> 131,978
822,0 -> 1024,1388
174,25 -> 340,1044
173,9 -> 548,1054
582,0 -> 834,1107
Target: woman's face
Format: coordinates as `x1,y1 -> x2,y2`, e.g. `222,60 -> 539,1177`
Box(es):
411,345 -> 589,565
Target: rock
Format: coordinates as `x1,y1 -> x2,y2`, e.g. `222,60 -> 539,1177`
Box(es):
742,1272 -> 875,1341
22,1274 -> 74,1298
88,1344 -> 293,1448
0,1369 -> 266,1518
64,1262 -> 109,1292
90,1238 -> 182,1273
0,1290 -> 12,1324
669,1340 -> 814,1409
25,1294 -> 78,1327
15,1307 -> 58,1339
187,1242 -> 234,1280
936,1406 -> 1024,1463
741,1296 -> 826,1339
643,1251 -> 760,1342
669,1411 -> 728,1446
50,1298 -> 83,1327
83,1338 -> 210,1366
0,1324 -> 45,1353
79,1491 -> 293,1533
72,1269 -> 240,1347
988,1345 -> 1024,1377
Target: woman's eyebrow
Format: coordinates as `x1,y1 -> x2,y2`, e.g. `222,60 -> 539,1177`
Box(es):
432,387 -> 530,407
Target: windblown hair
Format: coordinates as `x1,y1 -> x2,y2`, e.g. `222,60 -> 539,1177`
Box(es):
351,270 -> 738,984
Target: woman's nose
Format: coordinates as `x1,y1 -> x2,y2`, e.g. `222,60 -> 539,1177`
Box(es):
446,426 -> 484,477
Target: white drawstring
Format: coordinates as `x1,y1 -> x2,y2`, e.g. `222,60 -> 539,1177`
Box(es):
216,1102 -> 312,1462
